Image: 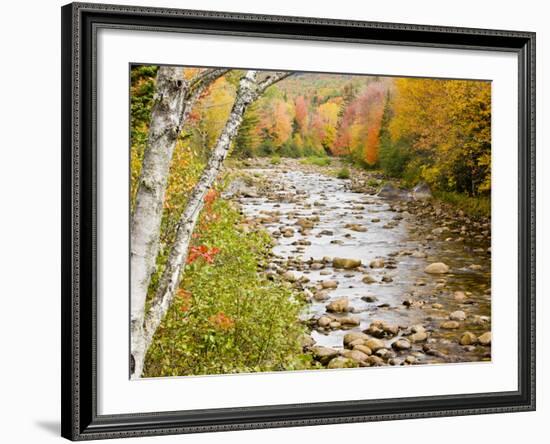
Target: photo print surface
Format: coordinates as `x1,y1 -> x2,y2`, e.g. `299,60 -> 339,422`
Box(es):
129,65 -> 491,379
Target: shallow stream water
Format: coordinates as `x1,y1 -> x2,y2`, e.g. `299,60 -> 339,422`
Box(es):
235,163 -> 491,365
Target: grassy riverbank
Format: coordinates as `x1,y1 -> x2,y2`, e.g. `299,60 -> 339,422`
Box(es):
143,196 -> 313,377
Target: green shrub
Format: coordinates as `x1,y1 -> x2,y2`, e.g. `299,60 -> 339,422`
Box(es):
278,141 -> 302,158
270,155 -> 281,165
257,139 -> 276,157
434,191 -> 491,219
143,199 -> 309,377
337,167 -> 351,179
379,138 -> 411,178
300,156 -> 331,167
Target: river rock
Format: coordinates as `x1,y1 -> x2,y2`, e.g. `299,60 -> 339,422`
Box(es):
295,218 -> 314,229
339,315 -> 360,326
226,179 -> 258,198
392,339 -> 411,350
412,250 -> 428,258
410,331 -> 428,343
282,228 -> 294,238
412,182 -> 432,200
366,320 -> 399,338
347,339 -> 366,349
326,297 -> 349,313
353,344 -> 372,356
449,310 -> 467,321
370,258 -> 385,268
318,316 -> 332,328
344,332 -> 370,347
311,346 -> 339,364
327,356 -> 358,369
366,355 -> 385,366
454,291 -> 468,302
459,331 -> 478,346
424,262 -> 450,274
341,349 -> 369,363
441,320 -> 460,329
362,295 -> 378,302
362,275 -> 377,284
378,183 -> 399,198
344,223 -> 367,232
478,331 -> 492,346
282,271 -> 298,282
365,338 -> 386,352
333,257 -> 362,269
313,291 -> 330,301
411,324 -> 426,333
321,280 -> 339,289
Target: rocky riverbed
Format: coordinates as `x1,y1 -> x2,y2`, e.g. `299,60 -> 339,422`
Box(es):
226,158 -> 491,369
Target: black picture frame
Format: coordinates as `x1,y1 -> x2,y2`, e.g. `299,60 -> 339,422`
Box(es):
61,2 -> 536,440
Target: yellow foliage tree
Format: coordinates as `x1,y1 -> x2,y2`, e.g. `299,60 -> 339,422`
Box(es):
390,78 -> 491,195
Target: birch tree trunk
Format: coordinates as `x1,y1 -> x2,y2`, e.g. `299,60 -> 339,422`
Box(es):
131,70 -> 291,378
130,67 -> 227,376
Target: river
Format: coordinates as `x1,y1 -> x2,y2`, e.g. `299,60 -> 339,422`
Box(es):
231,159 -> 491,367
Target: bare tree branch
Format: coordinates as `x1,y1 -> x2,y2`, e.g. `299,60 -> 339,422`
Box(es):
256,71 -> 292,95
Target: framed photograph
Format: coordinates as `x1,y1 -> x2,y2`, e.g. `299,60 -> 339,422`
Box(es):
61,2 -> 536,440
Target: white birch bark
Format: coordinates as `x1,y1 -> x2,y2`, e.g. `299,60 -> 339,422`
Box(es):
131,70 -> 291,378
130,67 -> 228,376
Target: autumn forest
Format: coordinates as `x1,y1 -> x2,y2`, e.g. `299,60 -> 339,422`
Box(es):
130,66 -> 492,378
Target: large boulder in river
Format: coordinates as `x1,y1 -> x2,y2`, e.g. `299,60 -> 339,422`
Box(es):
317,316 -> 332,327
295,218 -> 315,229
311,346 -> 339,364
459,331 -> 478,346
412,182 -> 432,200
321,280 -> 339,289
441,320 -> 460,329
391,339 -> 411,350
365,338 -> 386,352
478,331 -> 492,346
377,183 -> 410,200
424,262 -> 450,274
362,274 -> 377,284
340,315 -> 360,326
449,310 -> 467,321
282,271 -> 298,282
344,332 -> 370,347
326,297 -> 349,313
377,183 -> 399,198
369,258 -> 385,269
341,349 -> 369,363
333,257 -> 362,269
224,178 -> 258,198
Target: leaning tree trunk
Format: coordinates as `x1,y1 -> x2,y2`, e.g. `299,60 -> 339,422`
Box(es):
131,70 -> 291,378
130,67 -> 227,376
